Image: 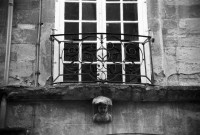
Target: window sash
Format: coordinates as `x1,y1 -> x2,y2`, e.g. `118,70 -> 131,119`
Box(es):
54,0 -> 150,83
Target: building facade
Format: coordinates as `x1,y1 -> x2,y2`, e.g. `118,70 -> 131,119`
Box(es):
0,0 -> 200,135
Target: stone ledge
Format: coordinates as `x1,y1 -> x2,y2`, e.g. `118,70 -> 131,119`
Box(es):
0,84 -> 200,101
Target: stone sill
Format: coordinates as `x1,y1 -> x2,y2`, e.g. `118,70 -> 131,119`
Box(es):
0,84 -> 200,102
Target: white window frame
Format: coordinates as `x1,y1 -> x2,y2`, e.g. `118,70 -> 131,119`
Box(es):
54,0 -> 151,84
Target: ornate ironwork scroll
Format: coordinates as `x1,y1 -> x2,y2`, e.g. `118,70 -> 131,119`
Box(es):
50,33 -> 153,84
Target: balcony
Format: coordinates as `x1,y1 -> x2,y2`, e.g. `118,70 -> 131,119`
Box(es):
50,33 -> 153,84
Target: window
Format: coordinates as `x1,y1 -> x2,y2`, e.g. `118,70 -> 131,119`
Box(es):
53,0 -> 152,84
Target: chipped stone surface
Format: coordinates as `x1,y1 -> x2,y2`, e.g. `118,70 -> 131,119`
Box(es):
17,24 -> 36,30
0,0 -> 7,85
4,97 -> 200,135
0,1 -> 200,135
0,85 -> 200,101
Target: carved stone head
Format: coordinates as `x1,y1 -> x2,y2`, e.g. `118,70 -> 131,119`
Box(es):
92,96 -> 112,123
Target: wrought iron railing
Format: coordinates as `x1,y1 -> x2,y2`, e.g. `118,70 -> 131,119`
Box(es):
50,33 -> 153,84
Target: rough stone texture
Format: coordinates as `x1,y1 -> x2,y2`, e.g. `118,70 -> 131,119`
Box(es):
1,85 -> 200,135
9,44 -> 35,86
0,85 -> 200,102
0,0 -> 199,86
38,0 -> 55,86
0,0 -> 7,85
5,100 -> 200,135
147,0 -> 200,86
0,1 -> 200,135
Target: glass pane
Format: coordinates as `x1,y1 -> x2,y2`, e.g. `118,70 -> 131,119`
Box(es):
107,64 -> 122,82
107,43 -> 121,62
82,23 -> 97,40
82,3 -> 96,20
63,64 -> 79,82
125,43 -> 140,62
106,3 -> 120,21
125,64 -> 141,83
124,23 -> 138,40
123,0 -> 137,1
64,43 -> 79,61
123,3 -> 138,21
82,64 -> 97,82
65,3 -> 79,20
106,23 -> 121,40
65,22 -> 79,40
82,43 -> 97,62
107,0 -> 120,1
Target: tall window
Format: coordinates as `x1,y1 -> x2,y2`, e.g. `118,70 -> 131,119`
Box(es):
54,0 -> 151,84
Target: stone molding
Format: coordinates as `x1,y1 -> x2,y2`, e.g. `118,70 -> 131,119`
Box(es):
0,84 -> 200,101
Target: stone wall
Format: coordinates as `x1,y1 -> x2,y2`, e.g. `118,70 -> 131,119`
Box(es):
0,0 -> 8,85
0,85 -> 200,135
1,1 -> 200,135
0,0 -> 200,86
5,100 -> 200,135
8,0 -> 54,86
148,0 -> 200,86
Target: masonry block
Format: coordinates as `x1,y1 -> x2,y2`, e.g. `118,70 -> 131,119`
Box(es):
187,117 -> 200,135
38,23 -> 54,85
0,0 -> 8,27
10,60 -> 34,77
163,36 -> 178,47
148,0 -> 159,18
148,19 -> 160,32
0,46 -> 6,63
5,100 -> 200,135
0,63 -> 5,85
164,0 -> 176,6
6,103 -> 33,128
11,44 -> 35,61
151,32 -> 163,56
12,27 -> 37,44
163,19 -> 178,29
175,0 -> 200,5
167,74 -> 179,86
13,10 -> 39,25
162,28 -> 178,36
162,103 -> 187,135
178,73 -> 200,86
0,28 -> 7,43
42,0 -> 55,23
14,0 -> 39,10
178,5 -> 200,18
178,62 -> 200,74
162,4 -> 177,19
164,47 -> 177,76
178,18 -> 200,35
176,47 -> 200,64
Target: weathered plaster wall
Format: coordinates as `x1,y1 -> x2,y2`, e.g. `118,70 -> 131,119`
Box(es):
0,85 -> 199,135
0,1 -> 200,135
0,0 -> 8,85
148,0 -> 200,86
5,101 -> 200,135
9,0 -> 39,85
8,0 -> 54,86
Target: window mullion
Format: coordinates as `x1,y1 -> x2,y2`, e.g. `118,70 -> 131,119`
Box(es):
79,0 -> 82,82
120,0 -> 125,83
59,0 -> 65,82
96,0 -> 106,81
